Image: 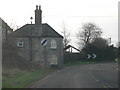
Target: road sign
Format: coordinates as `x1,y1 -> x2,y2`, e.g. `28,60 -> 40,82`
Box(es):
87,54 -> 91,59
41,39 -> 47,46
93,53 -> 96,59
87,53 -> 97,59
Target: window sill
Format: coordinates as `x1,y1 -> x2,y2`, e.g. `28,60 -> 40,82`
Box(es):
50,48 -> 57,50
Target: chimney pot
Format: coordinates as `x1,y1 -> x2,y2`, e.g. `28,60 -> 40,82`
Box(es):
35,5 -> 42,25
39,5 -> 41,10
36,5 -> 38,10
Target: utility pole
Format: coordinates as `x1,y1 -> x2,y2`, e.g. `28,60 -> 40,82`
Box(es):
29,18 -> 33,61
41,39 -> 48,69
44,46 -> 47,69
29,36 -> 32,61
109,38 -> 111,45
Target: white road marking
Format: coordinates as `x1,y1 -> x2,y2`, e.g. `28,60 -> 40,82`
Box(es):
89,66 -> 100,83
102,81 -> 113,88
89,65 -> 113,88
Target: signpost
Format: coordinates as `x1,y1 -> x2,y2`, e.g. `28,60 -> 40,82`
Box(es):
41,39 -> 48,68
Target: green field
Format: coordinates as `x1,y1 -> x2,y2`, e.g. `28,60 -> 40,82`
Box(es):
2,69 -> 55,88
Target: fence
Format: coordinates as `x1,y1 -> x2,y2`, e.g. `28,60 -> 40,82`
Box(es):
63,51 -> 81,64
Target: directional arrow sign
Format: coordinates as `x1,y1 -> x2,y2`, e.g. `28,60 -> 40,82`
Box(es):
87,54 -> 91,59
93,53 -> 96,59
41,39 -> 47,46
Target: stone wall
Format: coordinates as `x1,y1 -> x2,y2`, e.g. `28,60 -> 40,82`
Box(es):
32,37 -> 63,68
5,36 -> 63,69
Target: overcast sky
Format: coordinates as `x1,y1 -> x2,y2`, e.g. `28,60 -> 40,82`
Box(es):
0,0 -> 119,48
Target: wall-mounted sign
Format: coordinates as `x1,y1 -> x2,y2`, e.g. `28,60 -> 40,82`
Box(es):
41,39 -> 47,46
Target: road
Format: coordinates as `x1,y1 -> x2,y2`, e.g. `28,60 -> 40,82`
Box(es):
30,62 -> 118,88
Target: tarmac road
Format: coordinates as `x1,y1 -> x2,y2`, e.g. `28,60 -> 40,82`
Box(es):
30,62 -> 118,88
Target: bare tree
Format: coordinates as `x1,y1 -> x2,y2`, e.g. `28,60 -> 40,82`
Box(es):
77,22 -> 102,48
9,20 -> 20,31
61,22 -> 71,48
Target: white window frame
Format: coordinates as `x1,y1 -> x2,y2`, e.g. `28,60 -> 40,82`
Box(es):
51,39 -> 57,49
51,55 -> 57,65
17,41 -> 24,48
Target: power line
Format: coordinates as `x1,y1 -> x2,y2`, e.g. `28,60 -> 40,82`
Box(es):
43,15 -> 117,18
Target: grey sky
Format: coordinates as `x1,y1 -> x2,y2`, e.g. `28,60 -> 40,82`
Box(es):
0,0 -> 119,48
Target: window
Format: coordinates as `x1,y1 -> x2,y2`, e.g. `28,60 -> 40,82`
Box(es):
17,41 -> 23,48
51,55 -> 57,65
51,39 -> 57,49
7,30 -> 11,34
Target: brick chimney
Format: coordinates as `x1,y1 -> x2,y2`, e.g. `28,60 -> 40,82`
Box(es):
34,5 -> 42,37
35,5 -> 42,25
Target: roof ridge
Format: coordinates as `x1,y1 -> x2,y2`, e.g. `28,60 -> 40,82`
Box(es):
11,23 -> 63,38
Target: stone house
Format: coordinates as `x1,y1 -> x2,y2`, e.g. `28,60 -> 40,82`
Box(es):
0,18 -> 13,41
8,5 -> 63,69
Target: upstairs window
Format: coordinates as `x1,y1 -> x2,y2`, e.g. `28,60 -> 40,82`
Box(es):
17,41 -> 24,48
7,30 -> 11,34
51,39 -> 57,49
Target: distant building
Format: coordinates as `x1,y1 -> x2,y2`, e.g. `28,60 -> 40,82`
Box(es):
0,18 -> 13,41
0,18 -> 2,40
8,5 -> 63,69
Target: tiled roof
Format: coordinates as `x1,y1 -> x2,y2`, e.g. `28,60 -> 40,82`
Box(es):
9,23 -> 63,38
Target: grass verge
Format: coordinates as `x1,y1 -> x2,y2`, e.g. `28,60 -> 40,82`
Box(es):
64,61 -> 96,67
2,69 -> 55,88
64,59 -> 118,67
